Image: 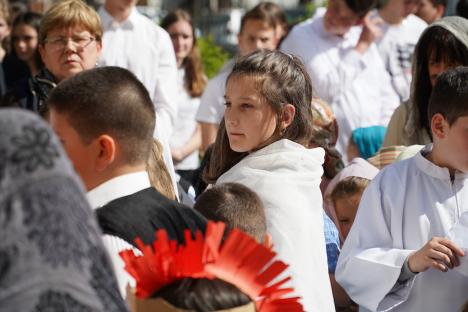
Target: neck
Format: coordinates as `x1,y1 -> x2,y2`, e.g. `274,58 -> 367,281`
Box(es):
27,60 -> 39,77
177,58 -> 184,68
426,146 -> 456,180
86,163 -> 147,191
104,1 -> 133,22
379,6 -> 404,24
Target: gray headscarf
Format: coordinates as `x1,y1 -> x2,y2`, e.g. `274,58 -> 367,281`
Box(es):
405,16 -> 468,142
0,108 -> 128,311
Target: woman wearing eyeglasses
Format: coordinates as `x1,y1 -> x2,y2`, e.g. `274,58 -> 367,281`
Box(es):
1,0 -> 102,115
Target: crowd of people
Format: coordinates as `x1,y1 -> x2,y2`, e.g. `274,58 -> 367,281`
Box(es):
0,0 -> 467,311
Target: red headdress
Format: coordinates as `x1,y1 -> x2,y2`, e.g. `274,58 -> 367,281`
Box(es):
119,221 -> 304,311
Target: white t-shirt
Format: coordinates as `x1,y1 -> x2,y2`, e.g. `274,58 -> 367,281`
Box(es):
281,8 -> 399,160
336,146 -> 468,311
374,11 -> 427,102
170,68 -> 200,170
195,59 -> 235,125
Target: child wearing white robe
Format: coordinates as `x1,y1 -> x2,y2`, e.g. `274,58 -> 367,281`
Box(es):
204,50 -> 335,312
336,67 -> 468,311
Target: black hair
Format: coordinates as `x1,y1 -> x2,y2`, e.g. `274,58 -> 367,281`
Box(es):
428,66 -> 468,126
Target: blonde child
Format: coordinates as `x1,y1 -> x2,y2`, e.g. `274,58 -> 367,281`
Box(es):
204,50 -> 335,312
0,0 -> 10,61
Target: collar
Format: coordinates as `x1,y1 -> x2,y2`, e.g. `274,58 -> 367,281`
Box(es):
99,6 -> 138,30
414,144 -> 468,180
87,171 -> 151,208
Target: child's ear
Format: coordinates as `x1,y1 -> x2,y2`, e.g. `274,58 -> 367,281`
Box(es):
263,233 -> 273,248
280,104 -> 296,131
95,134 -> 116,172
431,113 -> 449,140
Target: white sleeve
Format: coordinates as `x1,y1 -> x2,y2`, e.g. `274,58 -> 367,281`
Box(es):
101,235 -> 141,298
335,174 -> 417,311
152,29 -> 179,137
195,73 -> 227,125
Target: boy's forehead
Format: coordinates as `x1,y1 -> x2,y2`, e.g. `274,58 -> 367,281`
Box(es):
240,18 -> 275,34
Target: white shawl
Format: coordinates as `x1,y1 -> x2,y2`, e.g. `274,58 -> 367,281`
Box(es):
217,139 -> 335,312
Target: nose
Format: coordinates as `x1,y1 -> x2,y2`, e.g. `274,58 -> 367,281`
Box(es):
64,38 -> 77,52
224,107 -> 239,127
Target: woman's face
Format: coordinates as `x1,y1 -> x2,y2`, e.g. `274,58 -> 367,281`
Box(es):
428,57 -> 461,87
167,20 -> 194,66
39,26 -> 101,81
13,24 -> 39,63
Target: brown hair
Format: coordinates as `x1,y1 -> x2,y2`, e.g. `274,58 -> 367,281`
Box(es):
39,0 -> 102,44
330,176 -> 370,201
344,0 -> 376,18
239,2 -> 278,34
194,183 -> 266,243
204,50 -> 314,183
0,0 -> 9,22
147,139 -> 177,200
410,23 -> 468,136
161,9 -> 206,97
47,66 -> 155,166
428,66 -> 468,127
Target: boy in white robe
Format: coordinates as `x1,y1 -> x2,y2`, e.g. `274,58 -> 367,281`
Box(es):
335,66 -> 468,311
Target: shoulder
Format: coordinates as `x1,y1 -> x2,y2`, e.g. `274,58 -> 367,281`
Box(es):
405,14 -> 428,32
281,18 -> 318,53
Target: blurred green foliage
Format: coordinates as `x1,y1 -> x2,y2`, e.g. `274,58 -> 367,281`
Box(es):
198,36 -> 230,79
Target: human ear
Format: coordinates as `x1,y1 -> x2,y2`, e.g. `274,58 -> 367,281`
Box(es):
38,44 -> 46,62
430,113 -> 448,140
435,4 -> 445,18
95,134 -> 116,171
263,233 -> 273,248
280,104 -> 296,131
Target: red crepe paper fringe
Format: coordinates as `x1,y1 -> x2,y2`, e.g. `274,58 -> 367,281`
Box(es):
119,221 -> 304,311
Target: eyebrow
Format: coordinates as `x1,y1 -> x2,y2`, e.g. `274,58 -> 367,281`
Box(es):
224,95 -> 257,101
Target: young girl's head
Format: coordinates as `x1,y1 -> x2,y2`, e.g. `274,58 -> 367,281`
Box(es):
204,50 -> 314,183
330,176 -> 370,240
161,9 -> 206,97
11,12 -> 43,68
411,17 -> 468,135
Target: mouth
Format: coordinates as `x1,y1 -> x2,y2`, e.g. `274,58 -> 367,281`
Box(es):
228,132 -> 244,137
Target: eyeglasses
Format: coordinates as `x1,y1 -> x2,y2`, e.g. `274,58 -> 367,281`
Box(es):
44,35 -> 96,51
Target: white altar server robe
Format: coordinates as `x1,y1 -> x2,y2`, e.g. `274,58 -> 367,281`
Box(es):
336,146 -> 468,311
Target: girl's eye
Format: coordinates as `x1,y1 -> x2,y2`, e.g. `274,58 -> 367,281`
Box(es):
224,101 -> 231,108
241,103 -> 253,109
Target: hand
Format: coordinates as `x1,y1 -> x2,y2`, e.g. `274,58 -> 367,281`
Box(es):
408,237 -> 465,273
171,149 -> 184,164
355,14 -> 383,54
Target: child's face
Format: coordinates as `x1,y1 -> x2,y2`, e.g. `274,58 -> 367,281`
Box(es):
435,115 -> 468,174
428,56 -> 461,87
0,17 -> 10,42
416,0 -> 444,24
48,109 -> 100,191
13,24 -> 39,63
237,19 -> 277,56
323,0 -> 360,36
224,75 -> 278,153
334,192 -> 362,240
166,20 -> 194,66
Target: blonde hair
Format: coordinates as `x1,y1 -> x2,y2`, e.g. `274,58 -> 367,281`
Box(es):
0,0 -> 9,22
147,139 -> 177,200
39,0 -> 102,44
330,176 -> 370,201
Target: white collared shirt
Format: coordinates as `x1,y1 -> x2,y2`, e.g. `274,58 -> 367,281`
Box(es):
88,171 -> 150,297
98,7 -> 179,196
281,8 -> 400,161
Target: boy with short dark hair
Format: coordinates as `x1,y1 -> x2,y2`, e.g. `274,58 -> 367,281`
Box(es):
336,67 -> 468,311
281,0 -> 399,160
194,182 -> 268,244
416,0 -> 446,23
47,66 -> 206,297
